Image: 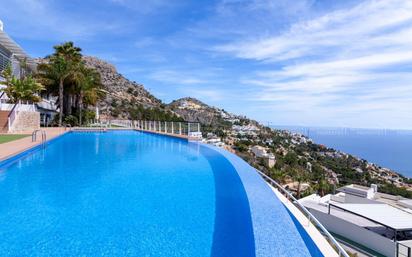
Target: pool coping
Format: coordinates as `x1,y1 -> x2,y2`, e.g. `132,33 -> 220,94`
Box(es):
198,142 -> 339,257
0,128 -> 69,163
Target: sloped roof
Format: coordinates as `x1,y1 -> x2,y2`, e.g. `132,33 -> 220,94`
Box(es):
0,29 -> 36,68
0,30 -> 27,58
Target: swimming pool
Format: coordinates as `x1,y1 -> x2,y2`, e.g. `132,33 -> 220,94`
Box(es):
0,130 -> 323,256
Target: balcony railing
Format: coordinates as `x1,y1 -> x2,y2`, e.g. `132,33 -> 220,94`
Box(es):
256,170 -> 350,257
97,119 -> 202,139
135,120 -> 201,138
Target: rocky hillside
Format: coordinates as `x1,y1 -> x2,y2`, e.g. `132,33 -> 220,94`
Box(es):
166,97 -> 231,126
167,97 -> 261,128
83,56 -> 162,118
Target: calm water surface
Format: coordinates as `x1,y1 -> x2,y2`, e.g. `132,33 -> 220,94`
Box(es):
0,131 -> 254,256
275,126 -> 412,178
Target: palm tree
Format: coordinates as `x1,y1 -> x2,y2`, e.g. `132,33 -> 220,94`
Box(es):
291,166 -> 309,198
73,66 -> 104,125
0,65 -> 44,103
270,168 -> 286,184
37,56 -> 76,126
37,42 -> 83,126
53,42 -> 82,63
53,42 -> 82,116
315,177 -> 330,197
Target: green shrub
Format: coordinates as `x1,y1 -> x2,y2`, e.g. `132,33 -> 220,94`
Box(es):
64,115 -> 78,126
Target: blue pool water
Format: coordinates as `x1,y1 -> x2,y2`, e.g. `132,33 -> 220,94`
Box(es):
0,131 -> 322,256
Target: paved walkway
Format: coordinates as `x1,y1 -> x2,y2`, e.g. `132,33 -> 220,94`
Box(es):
0,128 -> 67,161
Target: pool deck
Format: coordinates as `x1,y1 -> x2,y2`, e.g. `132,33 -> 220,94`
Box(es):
0,128 -> 68,162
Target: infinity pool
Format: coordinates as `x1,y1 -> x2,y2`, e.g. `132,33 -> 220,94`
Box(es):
0,131 -> 322,256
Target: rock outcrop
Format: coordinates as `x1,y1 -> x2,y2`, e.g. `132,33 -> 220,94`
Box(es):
83,56 -> 162,116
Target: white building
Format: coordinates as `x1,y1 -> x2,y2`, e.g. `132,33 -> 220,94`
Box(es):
251,145 -> 276,168
251,145 -> 267,157
299,184 -> 412,257
0,21 -> 43,132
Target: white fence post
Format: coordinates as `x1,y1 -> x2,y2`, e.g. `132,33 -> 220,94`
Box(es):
179,123 -> 182,135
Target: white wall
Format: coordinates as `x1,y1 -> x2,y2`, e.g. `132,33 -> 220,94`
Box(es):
309,208 -> 396,257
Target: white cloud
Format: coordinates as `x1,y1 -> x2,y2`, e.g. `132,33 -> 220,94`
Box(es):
213,0 -> 412,128
0,0 -> 123,42
216,0 -> 412,61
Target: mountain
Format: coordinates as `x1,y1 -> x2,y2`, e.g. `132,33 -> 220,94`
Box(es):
166,97 -> 262,128
83,56 -> 163,118
166,97 -> 232,126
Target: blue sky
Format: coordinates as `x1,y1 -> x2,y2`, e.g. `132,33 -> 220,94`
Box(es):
1,0 -> 412,129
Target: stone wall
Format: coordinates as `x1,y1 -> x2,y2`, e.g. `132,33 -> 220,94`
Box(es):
11,111 -> 40,132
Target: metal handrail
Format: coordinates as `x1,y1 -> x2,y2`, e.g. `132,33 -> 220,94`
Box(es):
256,169 -> 350,257
63,124 -> 72,131
32,129 -> 46,144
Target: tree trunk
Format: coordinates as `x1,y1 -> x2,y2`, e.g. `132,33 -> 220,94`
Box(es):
297,180 -> 301,198
59,78 -> 64,127
79,93 -> 83,125
66,94 -> 72,115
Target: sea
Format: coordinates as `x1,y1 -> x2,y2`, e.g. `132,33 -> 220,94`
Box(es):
272,126 -> 412,178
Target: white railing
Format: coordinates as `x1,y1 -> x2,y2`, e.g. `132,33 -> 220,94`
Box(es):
0,102 -> 35,112
135,120 -> 202,139
110,119 -> 133,128
256,170 -> 350,257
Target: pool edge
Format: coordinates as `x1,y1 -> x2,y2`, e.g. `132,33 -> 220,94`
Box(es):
0,130 -> 70,167
198,142 -> 338,257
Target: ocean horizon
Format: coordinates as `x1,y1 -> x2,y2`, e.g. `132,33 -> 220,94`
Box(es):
272,126 -> 412,178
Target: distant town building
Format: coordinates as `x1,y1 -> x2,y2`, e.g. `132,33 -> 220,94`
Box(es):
265,154 -> 276,168
251,145 -> 267,158
306,162 -> 312,172
251,145 -> 276,168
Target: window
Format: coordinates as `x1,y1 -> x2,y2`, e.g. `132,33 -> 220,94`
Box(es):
0,46 -> 11,73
